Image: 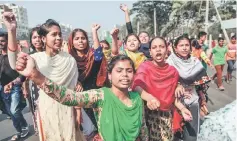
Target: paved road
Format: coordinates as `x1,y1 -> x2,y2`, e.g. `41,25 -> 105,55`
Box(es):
0,68 -> 236,141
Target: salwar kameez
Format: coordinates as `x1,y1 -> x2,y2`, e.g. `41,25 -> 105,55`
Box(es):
38,79 -> 149,141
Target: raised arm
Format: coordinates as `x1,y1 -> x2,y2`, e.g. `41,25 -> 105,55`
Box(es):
110,28 -> 120,55
15,52 -> 104,108
2,12 -> 18,69
120,4 -> 133,34
92,24 -> 101,50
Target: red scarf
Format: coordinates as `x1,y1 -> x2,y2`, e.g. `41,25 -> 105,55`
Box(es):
131,61 -> 183,132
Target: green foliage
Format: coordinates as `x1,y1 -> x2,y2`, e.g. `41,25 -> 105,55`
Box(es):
130,0 -> 172,36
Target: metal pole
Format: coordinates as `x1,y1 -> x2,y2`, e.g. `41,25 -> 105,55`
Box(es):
212,0 -> 230,43
154,8 -> 157,36
205,0 -> 209,34
205,0 -> 209,45
137,21 -> 140,35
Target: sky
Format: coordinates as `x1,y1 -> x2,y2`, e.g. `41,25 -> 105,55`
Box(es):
2,1 -> 136,32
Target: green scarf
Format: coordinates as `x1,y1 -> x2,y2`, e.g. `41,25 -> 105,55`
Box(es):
99,87 -> 143,141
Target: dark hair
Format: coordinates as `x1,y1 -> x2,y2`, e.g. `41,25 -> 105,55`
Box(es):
100,40 -> 110,48
0,32 -> 8,41
124,33 -> 141,44
107,55 -> 135,74
29,26 -> 43,50
218,37 -> 224,42
38,19 -> 61,37
231,34 -> 236,40
71,28 -> 89,49
138,31 -> 150,37
174,35 -> 190,48
198,31 -> 207,39
191,39 -> 201,49
149,36 -> 167,49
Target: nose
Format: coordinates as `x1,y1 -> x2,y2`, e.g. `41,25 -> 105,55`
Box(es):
122,70 -> 128,76
56,34 -> 62,40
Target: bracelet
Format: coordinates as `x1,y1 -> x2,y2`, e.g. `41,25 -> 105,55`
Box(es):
74,107 -> 81,110
8,47 -> 17,52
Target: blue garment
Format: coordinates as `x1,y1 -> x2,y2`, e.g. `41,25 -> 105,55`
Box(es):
139,43 -> 151,58
198,100 -> 236,141
227,60 -> 236,74
1,84 -> 27,134
93,46 -> 103,62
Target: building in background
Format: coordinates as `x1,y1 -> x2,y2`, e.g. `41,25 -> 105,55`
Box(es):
59,23 -> 73,40
0,3 -> 29,39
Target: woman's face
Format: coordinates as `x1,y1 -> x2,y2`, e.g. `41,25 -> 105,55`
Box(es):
174,39 -> 191,58
31,31 -> 43,50
150,38 -> 167,64
100,42 -> 110,50
126,35 -> 140,52
43,25 -> 62,51
73,31 -> 88,51
139,32 -> 149,44
109,60 -> 134,90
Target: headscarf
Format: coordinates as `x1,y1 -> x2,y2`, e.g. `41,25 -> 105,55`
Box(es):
68,33 -> 107,86
131,61 -> 183,132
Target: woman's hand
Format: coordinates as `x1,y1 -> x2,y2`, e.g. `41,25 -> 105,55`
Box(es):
110,28 -> 119,39
75,82 -> 83,92
181,108 -> 193,121
15,52 -> 36,78
146,94 -> 160,110
120,4 -> 129,12
175,84 -> 185,98
2,12 -> 17,31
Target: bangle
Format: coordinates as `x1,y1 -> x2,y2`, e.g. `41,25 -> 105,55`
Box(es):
8,47 -> 17,52
74,106 -> 81,110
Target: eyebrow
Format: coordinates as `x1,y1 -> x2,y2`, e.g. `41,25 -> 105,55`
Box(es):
116,67 -> 133,70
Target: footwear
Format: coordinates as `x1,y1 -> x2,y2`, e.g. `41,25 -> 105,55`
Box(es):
218,86 -> 225,91
21,125 -> 29,138
11,134 -> 20,141
6,116 -> 11,119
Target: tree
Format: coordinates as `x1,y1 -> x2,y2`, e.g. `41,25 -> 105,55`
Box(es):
162,0 -> 236,38
130,0 -> 172,36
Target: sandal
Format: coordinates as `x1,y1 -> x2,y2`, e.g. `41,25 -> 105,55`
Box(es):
11,134 -> 20,141
218,86 -> 225,91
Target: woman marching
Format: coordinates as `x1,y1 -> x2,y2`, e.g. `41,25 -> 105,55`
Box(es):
225,34 -> 236,83
120,3 -> 151,58
132,37 -> 192,141
110,27 -> 146,70
67,24 -> 107,139
166,35 -> 211,141
22,26 -> 44,134
3,12 -> 85,141
15,53 -> 149,141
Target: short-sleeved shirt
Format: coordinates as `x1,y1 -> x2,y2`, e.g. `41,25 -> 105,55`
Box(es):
202,44 -> 209,52
212,46 -> 228,66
